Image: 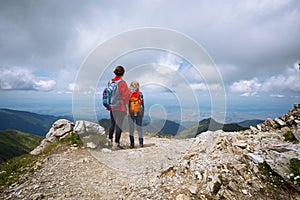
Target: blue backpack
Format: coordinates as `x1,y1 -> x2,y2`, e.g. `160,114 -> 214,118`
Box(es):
102,79 -> 123,109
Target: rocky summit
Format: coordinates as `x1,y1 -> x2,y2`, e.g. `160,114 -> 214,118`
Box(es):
1,104 -> 300,199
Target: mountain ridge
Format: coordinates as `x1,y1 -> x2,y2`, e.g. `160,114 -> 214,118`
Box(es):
0,108 -> 262,138
0,108 -> 72,136
0,129 -> 43,163
178,117 -> 262,138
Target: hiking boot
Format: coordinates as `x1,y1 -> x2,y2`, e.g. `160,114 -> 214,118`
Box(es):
130,145 -> 134,149
107,139 -> 113,147
112,146 -> 120,150
140,144 -> 144,148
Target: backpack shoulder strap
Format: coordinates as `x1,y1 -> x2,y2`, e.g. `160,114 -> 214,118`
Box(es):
107,79 -> 112,86
139,91 -> 143,103
116,79 -> 124,84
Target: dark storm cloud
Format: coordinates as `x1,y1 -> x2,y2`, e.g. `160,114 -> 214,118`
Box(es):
0,0 -> 93,68
0,0 -> 299,94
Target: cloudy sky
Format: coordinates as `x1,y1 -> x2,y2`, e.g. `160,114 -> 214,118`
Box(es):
0,0 -> 300,122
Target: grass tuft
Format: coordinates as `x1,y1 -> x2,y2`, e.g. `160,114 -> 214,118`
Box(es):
0,133 -> 83,192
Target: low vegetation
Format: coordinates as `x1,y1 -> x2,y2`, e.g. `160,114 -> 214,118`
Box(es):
258,162 -> 293,193
0,130 -> 43,163
289,158 -> 300,186
0,133 -> 82,192
283,131 -> 298,143
0,154 -> 37,191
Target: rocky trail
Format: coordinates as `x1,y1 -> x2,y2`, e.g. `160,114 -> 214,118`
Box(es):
2,133 -> 194,199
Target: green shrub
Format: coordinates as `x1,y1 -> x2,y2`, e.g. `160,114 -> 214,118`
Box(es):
289,158 -> 300,186
213,181 -> 221,194
62,133 -> 83,146
42,133 -> 83,155
258,162 -> 285,187
283,131 -> 297,142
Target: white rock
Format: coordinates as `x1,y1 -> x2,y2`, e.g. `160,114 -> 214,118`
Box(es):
86,142 -> 97,149
101,148 -> 112,153
247,153 -> 264,164
257,124 -> 262,131
242,189 -> 248,195
250,126 -> 258,132
233,141 -> 247,149
274,118 -> 286,126
74,120 -> 105,135
195,171 -> 202,180
176,194 -> 191,200
188,184 -> 198,194
46,119 -> 73,138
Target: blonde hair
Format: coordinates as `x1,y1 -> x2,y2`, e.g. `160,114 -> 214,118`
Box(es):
130,81 -> 140,90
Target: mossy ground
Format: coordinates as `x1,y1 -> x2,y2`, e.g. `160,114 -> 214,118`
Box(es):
0,133 -> 83,192
283,131 -> 298,143
289,158 -> 300,186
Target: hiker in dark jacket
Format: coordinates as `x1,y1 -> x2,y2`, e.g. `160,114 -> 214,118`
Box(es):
107,66 -> 129,149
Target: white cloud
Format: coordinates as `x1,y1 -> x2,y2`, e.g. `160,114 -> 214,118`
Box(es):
0,67 -> 56,91
261,65 -> 300,92
157,53 -> 182,72
53,67 -> 79,94
240,92 -> 258,97
190,83 -> 207,91
229,78 -> 261,94
68,83 -> 75,92
229,64 -> 300,96
33,80 -> 56,91
270,94 -> 285,98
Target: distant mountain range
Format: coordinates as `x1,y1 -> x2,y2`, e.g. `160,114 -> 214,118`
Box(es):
98,118 -> 186,136
179,118 -> 264,138
0,129 -> 43,163
99,117 -> 264,137
0,109 -> 263,138
0,109 -> 72,136
143,119 -> 186,136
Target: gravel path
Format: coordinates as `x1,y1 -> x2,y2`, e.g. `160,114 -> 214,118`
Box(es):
2,133 -> 194,199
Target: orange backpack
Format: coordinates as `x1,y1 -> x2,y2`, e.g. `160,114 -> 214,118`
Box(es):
129,91 -> 140,113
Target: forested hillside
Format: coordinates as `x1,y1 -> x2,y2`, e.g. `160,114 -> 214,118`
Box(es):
0,109 -> 70,136
0,129 -> 43,163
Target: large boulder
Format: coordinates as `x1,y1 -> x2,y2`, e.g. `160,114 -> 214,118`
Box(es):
74,120 -> 105,136
74,120 -> 106,149
46,119 -> 74,139
31,119 -> 107,155
263,143 -> 300,191
30,119 -> 74,155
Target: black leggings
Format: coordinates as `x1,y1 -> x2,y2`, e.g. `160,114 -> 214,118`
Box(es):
109,110 -> 126,144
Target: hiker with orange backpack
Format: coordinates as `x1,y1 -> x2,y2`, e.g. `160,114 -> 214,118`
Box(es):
128,81 -> 144,148
103,66 -> 129,149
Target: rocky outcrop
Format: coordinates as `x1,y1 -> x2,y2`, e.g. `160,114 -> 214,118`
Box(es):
30,119 -> 106,155
30,119 -> 74,155
250,103 -> 300,136
74,120 -> 106,149
138,129 -> 299,199
128,104 -> 300,199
